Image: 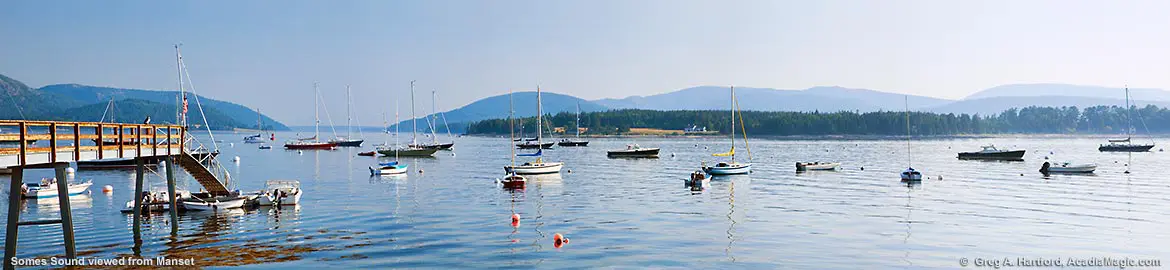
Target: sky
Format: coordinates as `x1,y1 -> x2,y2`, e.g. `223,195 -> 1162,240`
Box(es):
4,0 -> 1170,125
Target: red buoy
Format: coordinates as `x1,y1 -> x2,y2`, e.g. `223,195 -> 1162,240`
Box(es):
553,233 -> 569,248
511,214 -> 520,227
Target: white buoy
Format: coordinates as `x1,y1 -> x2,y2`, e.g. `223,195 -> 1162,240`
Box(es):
233,156 -> 241,163
65,167 -> 76,174
230,143 -> 235,147
298,150 -> 303,155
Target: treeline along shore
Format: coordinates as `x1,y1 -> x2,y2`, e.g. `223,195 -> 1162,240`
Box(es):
465,105 -> 1170,136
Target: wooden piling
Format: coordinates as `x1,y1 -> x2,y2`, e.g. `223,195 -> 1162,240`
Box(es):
165,155 -> 179,235
3,168 -> 23,270
53,163 -> 76,259
133,157 -> 145,247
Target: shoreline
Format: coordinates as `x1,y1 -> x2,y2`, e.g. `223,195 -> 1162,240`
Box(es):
463,133 -> 1170,141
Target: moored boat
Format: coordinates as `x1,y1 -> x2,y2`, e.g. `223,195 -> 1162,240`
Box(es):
958,145 -> 1026,160
702,86 -> 752,175
900,167 -> 923,181
376,146 -> 439,157
703,162 -> 751,175
1040,161 -> 1096,174
516,141 -> 554,149
370,161 -> 409,175
120,190 -> 191,213
21,178 -> 92,199
285,83 -> 337,150
796,162 -> 840,171
501,172 -> 527,189
686,170 -> 710,189
180,193 -> 247,211
607,144 -> 660,158
556,103 -> 589,147
505,87 -> 564,175
256,180 -> 302,206
1099,88 -> 1156,152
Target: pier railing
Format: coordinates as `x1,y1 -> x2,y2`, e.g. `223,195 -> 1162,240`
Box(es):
0,120 -> 184,167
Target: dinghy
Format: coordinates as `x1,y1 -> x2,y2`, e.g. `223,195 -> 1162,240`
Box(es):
21,178 -> 92,199
370,161 -> 409,176
180,193 -> 247,211
1040,161 -> 1096,174
686,170 -> 710,189
120,190 -> 191,213
900,167 -> 923,181
796,162 -> 840,171
501,172 -> 527,189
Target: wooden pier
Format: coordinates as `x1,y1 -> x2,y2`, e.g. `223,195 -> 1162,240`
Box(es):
1,120 -> 229,269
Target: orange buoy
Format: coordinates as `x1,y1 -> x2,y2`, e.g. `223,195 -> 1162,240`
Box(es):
511,214 -> 520,227
102,185 -> 114,193
553,233 -> 569,248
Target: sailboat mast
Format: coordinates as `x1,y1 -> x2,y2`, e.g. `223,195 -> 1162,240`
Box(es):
905,95 -> 912,168
431,90 -> 439,144
395,99 -> 400,160
575,102 -> 581,138
730,86 -> 736,163
510,89 -> 516,167
1125,86 -> 1132,139
346,85 -> 352,139
174,45 -> 185,127
537,86 -> 543,145
410,80 -> 417,146
315,82 -> 320,140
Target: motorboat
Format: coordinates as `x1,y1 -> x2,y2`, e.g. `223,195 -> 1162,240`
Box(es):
900,167 -> 923,181
21,178 -> 92,199
957,145 -> 1025,160
357,150 -> 376,156
256,180 -> 302,206
500,172 -> 527,189
686,170 -> 710,189
258,144 -> 272,150
243,134 -> 264,144
1040,161 -> 1096,174
120,190 -> 191,213
796,162 -> 840,171
370,161 -> 409,176
607,144 -> 660,158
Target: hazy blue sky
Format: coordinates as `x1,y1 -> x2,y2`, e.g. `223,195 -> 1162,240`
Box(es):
4,1 -> 1170,125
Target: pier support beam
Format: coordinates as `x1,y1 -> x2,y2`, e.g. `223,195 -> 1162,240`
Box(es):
132,157 -> 145,253
53,163 -> 76,259
4,167 -> 23,270
165,155 -> 179,235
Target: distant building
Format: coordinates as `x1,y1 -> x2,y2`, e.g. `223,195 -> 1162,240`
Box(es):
684,125 -> 707,133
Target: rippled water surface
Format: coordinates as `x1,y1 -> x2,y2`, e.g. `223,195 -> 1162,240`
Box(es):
3,133 -> 1169,268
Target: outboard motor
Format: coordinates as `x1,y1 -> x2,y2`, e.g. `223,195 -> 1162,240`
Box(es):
1039,161 -> 1051,173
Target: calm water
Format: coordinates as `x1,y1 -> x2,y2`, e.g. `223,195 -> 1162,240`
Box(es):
3,132 -> 1169,268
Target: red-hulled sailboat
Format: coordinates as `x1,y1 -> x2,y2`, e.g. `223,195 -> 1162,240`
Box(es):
285,83 -> 338,150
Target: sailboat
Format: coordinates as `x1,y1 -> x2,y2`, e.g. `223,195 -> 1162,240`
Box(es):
330,85 -> 365,147
243,108 -> 264,143
1099,87 -> 1155,152
900,96 -> 923,181
409,90 -> 455,150
501,89 -> 527,188
284,83 -> 338,150
505,86 -> 564,175
557,103 -> 589,147
371,99 -> 410,175
91,98 -> 141,146
702,86 -> 752,175
376,81 -> 438,157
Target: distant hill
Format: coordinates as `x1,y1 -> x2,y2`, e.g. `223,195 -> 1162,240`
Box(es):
0,74 -> 84,119
0,73 -> 286,130
593,86 -> 954,112
60,98 -> 242,129
38,84 -> 287,130
963,84 -> 1170,102
392,91 -> 608,132
927,96 -> 1170,115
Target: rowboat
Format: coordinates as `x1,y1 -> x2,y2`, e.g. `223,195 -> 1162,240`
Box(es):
21,178 -> 92,199
180,194 -> 247,211
501,172 -> 527,189
1040,161 -> 1096,174
796,162 -> 841,171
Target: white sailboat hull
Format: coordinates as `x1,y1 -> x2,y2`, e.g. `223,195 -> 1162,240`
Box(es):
505,162 -> 564,175
370,165 -> 409,175
703,163 -> 751,175
22,182 -> 92,199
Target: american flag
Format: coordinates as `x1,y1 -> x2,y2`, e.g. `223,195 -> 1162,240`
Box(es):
182,95 -> 188,114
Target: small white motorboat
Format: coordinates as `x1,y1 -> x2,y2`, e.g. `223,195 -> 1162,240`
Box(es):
370,161 -> 409,176
686,170 -> 710,188
120,190 -> 191,213
900,167 -> 923,181
181,193 -> 247,211
256,180 -> 302,206
500,172 -> 527,189
1040,161 -> 1096,174
796,162 -> 841,171
702,162 -> 751,175
505,161 -> 564,175
21,178 -> 92,199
